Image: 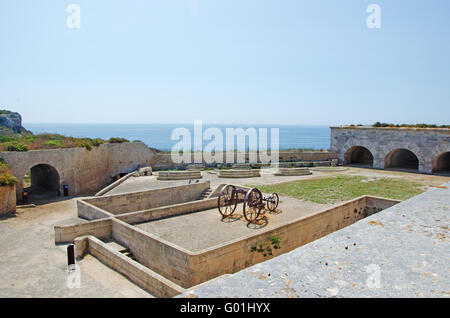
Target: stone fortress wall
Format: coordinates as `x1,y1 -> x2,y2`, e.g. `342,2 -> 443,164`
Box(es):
330,127 -> 450,174
0,142 -> 157,201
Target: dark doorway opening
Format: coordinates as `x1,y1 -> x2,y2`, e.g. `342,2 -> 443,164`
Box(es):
344,146 -> 374,167
23,164 -> 60,203
112,173 -> 127,183
385,149 -> 419,171
432,152 -> 450,175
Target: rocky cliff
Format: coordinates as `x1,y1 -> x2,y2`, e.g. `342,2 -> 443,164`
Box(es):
0,110 -> 31,136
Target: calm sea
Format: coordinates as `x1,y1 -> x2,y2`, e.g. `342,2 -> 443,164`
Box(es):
24,123 -> 331,152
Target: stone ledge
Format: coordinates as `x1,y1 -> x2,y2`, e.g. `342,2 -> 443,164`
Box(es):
218,169 -> 261,178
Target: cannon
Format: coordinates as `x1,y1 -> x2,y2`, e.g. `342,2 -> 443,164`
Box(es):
217,184 -> 279,223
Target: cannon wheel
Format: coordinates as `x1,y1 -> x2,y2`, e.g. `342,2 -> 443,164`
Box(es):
243,188 -> 263,222
218,184 -> 237,217
266,192 -> 279,211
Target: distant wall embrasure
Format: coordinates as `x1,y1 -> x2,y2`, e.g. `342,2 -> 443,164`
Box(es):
0,142 -> 157,200
331,127 -> 450,174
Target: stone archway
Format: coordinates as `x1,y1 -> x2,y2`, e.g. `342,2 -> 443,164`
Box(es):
432,152 -> 450,174
23,164 -> 61,202
344,146 -> 374,167
384,149 -> 419,171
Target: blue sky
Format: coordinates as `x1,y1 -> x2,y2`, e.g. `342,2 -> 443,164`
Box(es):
1,0 -> 449,125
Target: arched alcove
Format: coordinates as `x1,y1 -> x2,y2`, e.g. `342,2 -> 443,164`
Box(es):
344,146 -> 374,167
384,149 -> 419,171
432,152 -> 450,174
23,164 -> 60,202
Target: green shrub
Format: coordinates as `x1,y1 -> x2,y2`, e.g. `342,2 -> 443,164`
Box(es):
0,136 -> 14,143
0,173 -> 18,186
91,138 -> 104,147
75,139 -> 93,151
372,122 -> 449,128
6,142 -> 28,152
44,139 -> 63,147
108,137 -> 129,143
0,161 -> 17,186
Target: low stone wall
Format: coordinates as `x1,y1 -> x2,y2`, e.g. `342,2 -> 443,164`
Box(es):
151,151 -> 338,170
79,181 -> 210,216
274,168 -> 312,176
186,196 -> 400,287
94,171 -> 136,196
186,164 -> 205,171
55,193 -> 399,294
278,160 -> 336,168
218,169 -> 260,178
116,198 -> 218,224
77,200 -> 115,220
54,218 -> 112,243
0,184 -> 16,215
75,235 -> 186,297
111,219 -> 193,288
157,171 -> 202,180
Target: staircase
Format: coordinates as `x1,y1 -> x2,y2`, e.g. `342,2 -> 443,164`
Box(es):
105,240 -> 136,261
198,187 -> 212,200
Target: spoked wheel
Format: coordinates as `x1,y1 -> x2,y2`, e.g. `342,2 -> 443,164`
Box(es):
217,184 -> 237,217
243,188 -> 263,222
266,192 -> 279,211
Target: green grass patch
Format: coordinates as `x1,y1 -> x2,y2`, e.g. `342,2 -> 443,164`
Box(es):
252,175 -> 424,204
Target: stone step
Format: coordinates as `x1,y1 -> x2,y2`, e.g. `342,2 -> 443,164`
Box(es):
218,169 -> 261,178
105,240 -> 136,260
121,250 -> 136,261
274,168 -> 313,176
198,188 -> 212,199
157,171 -> 203,180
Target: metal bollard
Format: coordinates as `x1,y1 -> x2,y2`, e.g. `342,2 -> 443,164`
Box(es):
67,244 -> 75,271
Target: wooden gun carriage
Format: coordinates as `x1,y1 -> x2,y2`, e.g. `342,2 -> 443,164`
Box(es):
217,184 -> 279,223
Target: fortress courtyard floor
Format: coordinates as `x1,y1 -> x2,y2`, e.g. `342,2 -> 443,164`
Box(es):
107,166 -> 450,196
135,196 -> 328,253
0,167 -> 448,297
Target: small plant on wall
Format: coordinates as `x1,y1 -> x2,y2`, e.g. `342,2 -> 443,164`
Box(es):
251,235 -> 282,257
0,159 -> 18,187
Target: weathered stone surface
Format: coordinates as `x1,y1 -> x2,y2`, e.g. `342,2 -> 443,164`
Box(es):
137,166 -> 153,176
157,171 -> 202,180
0,184 -> 16,215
